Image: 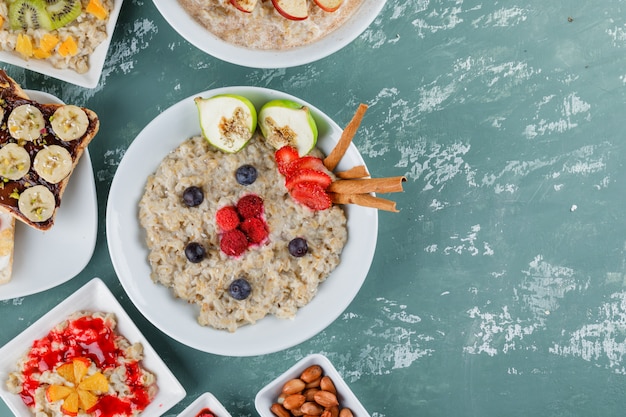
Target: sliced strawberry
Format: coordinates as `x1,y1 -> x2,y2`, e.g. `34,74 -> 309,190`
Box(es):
275,145 -> 300,175
285,168 -> 332,191
289,182 -> 332,211
283,155 -> 327,177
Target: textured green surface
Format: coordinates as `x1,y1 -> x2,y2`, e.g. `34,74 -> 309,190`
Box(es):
3,1 -> 626,416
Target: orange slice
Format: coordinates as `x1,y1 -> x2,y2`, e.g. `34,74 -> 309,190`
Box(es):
60,391 -> 79,416
86,0 -> 109,19
56,362 -> 75,384
46,385 -> 73,402
77,388 -> 99,411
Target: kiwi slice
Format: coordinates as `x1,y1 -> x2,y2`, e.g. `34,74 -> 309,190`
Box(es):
44,0 -> 82,29
8,0 -> 54,31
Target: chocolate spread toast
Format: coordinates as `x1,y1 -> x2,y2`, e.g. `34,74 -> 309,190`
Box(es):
0,70 -> 99,230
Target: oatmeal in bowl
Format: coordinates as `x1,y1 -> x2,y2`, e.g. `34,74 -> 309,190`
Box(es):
151,0 -> 387,67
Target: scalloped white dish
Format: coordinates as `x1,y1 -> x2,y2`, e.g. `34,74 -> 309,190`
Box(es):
0,90 -> 98,301
151,0 -> 387,68
0,1 -> 124,88
255,353 -> 370,417
0,277 -> 186,417
178,392 -> 232,417
106,86 -> 378,356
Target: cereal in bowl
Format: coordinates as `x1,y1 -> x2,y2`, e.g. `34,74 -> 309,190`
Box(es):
6,311 -> 157,417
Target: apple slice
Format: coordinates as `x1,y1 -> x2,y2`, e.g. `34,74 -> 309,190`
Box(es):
194,94 -> 258,153
230,0 -> 258,13
313,0 -> 343,12
271,0 -> 308,20
258,99 -> 318,156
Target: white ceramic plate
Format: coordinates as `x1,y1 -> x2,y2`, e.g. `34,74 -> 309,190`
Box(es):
106,86 -> 378,356
0,90 -> 98,301
178,392 -> 232,417
0,2 -> 124,88
151,0 -> 386,68
0,277 -> 186,417
255,353 -> 370,417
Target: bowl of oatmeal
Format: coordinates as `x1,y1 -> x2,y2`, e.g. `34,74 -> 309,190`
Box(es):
0,278 -> 186,417
106,86 -> 378,356
151,0 -> 387,68
0,0 -> 124,88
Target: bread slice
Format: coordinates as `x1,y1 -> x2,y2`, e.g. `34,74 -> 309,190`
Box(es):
0,211 -> 15,284
0,70 -> 99,230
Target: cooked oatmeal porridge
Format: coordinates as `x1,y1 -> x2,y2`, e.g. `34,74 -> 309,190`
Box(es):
0,0 -> 112,73
177,0 -> 365,50
6,311 -> 156,417
139,134 -> 347,332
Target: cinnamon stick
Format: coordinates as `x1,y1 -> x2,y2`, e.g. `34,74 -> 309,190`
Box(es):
335,165 -> 369,179
323,103 -> 368,171
331,193 -> 399,212
328,176 -> 406,195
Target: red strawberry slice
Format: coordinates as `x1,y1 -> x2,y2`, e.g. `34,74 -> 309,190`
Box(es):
285,168 -> 332,191
275,146 -> 300,175
289,182 -> 332,211
283,155 -> 327,177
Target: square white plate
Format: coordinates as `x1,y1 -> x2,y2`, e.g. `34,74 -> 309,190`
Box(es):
178,392 -> 232,417
0,1 -> 124,88
0,277 -> 186,416
255,353 -> 370,417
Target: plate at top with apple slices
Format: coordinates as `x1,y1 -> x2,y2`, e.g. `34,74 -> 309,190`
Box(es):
151,0 -> 387,68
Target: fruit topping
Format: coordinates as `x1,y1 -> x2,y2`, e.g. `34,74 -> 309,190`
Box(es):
50,105 -> 89,141
271,0 -> 308,21
275,145 -> 300,176
259,99 -> 318,156
283,155 -> 326,177
183,186 -> 204,207
185,242 -> 206,263
33,145 -> 73,184
8,104 -> 45,141
240,217 -> 268,244
285,168 -> 332,192
289,182 -> 332,211
45,0 -> 82,30
18,185 -> 56,223
230,0 -> 258,13
86,0 -> 108,20
9,0 -> 53,31
236,164 -> 258,185
220,229 -> 249,257
228,277 -> 252,300
215,205 -> 240,231
288,237 -> 308,257
195,94 -> 257,153
0,143 -> 31,181
314,0 -> 344,12
236,194 -> 264,219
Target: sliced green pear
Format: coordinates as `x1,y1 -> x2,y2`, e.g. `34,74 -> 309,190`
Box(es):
258,99 -> 318,156
194,94 -> 257,153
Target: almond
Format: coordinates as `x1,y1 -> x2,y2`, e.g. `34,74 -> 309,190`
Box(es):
282,378 -> 306,395
300,365 -> 323,383
320,376 -> 336,394
339,408 -> 354,417
305,377 -> 322,389
300,401 -> 324,415
283,394 -> 306,410
270,403 -> 291,417
313,390 -> 339,408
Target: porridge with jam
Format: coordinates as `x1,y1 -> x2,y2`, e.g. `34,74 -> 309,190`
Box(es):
177,0 -> 365,50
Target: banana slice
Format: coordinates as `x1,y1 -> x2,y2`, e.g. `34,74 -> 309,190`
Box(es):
50,105 -> 89,141
7,104 -> 46,141
33,145 -> 72,184
18,185 -> 56,223
0,143 -> 31,180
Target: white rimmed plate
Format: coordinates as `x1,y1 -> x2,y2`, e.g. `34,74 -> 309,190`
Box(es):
0,2 -> 124,88
255,353 -> 370,417
151,1 -> 386,68
178,392 -> 232,417
0,277 -> 186,417
0,90 -> 98,301
106,86 -> 378,356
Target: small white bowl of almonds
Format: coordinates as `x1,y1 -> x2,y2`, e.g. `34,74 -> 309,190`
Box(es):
255,353 -> 369,417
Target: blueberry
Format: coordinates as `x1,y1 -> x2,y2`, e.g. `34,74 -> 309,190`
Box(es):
288,237 -> 308,257
228,278 -> 251,300
184,242 -> 206,263
235,164 -> 257,186
182,186 -> 204,207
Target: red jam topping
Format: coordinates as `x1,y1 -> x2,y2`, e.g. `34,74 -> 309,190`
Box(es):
196,408 -> 217,417
18,315 -> 153,417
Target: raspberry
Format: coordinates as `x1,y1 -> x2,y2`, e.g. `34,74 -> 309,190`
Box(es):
220,229 -> 249,257
240,217 -> 268,244
215,206 -> 240,231
237,194 -> 264,219
289,182 -> 332,211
